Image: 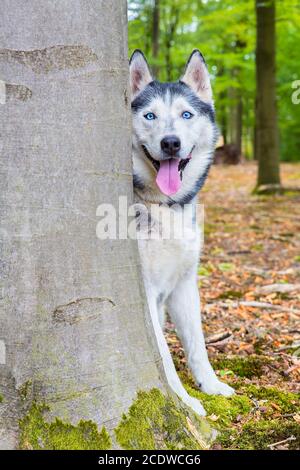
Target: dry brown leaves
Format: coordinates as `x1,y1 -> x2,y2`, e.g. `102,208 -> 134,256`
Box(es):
166,162 -> 300,392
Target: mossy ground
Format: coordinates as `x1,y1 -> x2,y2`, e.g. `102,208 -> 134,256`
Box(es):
175,355 -> 300,450
19,403 -> 111,450
211,355 -> 273,378
167,163 -> 300,450
115,388 -> 213,450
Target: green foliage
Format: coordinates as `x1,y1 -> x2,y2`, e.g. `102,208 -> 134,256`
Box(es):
198,264 -> 212,276
19,403 -> 111,450
128,0 -> 300,161
217,262 -> 235,272
277,0 -> 300,161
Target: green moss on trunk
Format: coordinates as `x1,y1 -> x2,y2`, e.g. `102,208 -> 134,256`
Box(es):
19,389 -> 214,450
19,403 -> 111,450
115,388 -> 213,450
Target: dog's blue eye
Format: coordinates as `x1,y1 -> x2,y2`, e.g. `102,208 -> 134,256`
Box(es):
182,111 -> 193,119
144,112 -> 156,120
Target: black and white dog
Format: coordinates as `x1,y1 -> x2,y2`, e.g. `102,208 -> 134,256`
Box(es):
129,50 -> 234,415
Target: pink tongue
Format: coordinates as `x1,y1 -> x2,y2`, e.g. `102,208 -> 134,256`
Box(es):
156,159 -> 181,196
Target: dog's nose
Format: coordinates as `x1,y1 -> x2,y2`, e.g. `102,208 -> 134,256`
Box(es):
161,135 -> 181,156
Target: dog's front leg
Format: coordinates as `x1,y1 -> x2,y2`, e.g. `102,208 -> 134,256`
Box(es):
144,283 -> 206,416
167,269 -> 234,396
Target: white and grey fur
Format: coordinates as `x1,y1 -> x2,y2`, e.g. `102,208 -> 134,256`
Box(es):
130,49 -> 234,416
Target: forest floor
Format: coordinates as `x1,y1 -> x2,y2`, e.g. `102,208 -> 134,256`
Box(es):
166,162 -> 300,450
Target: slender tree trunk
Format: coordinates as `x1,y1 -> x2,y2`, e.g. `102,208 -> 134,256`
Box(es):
164,6 -> 179,81
218,68 -> 228,145
221,109 -> 228,145
255,0 -> 281,188
254,120 -> 258,161
228,91 -> 235,143
235,97 -> 243,156
228,97 -> 242,155
244,96 -> 252,159
152,0 -> 160,77
228,69 -> 242,156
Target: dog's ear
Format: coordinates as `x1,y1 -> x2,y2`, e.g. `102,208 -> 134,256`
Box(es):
129,50 -> 153,100
181,50 -> 213,103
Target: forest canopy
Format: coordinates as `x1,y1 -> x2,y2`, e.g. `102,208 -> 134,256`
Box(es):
128,0 -> 300,161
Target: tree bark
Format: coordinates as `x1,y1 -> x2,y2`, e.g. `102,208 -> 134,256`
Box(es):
235,98 -> 243,156
255,0 -> 281,188
0,0 -> 172,449
152,0 -> 160,77
217,66 -> 228,145
228,68 -> 243,156
228,91 -> 243,156
164,6 -> 179,81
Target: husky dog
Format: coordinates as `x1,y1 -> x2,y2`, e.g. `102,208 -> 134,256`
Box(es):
129,50 -> 234,415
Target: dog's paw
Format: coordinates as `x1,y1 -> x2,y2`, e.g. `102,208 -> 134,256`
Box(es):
199,379 -> 235,397
184,395 -> 206,416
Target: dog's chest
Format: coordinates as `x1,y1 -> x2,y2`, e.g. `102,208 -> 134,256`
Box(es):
136,204 -> 201,294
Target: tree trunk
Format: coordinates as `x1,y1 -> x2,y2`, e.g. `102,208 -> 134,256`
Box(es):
152,0 -> 160,77
0,0 -> 212,451
0,0 -> 213,451
164,6 -> 179,81
228,69 -> 242,156
255,0 -> 281,189
228,95 -> 243,156
218,68 -> 228,145
221,110 -> 228,145
235,98 -> 243,156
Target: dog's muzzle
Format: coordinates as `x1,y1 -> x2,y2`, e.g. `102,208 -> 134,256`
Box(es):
142,145 -> 194,179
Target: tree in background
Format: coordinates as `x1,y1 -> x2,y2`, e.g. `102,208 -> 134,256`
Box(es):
152,0 -> 160,75
128,0 -> 255,155
255,0 -> 281,191
128,0 -> 300,163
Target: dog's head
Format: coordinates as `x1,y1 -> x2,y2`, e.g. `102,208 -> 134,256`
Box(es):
129,50 -> 218,204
